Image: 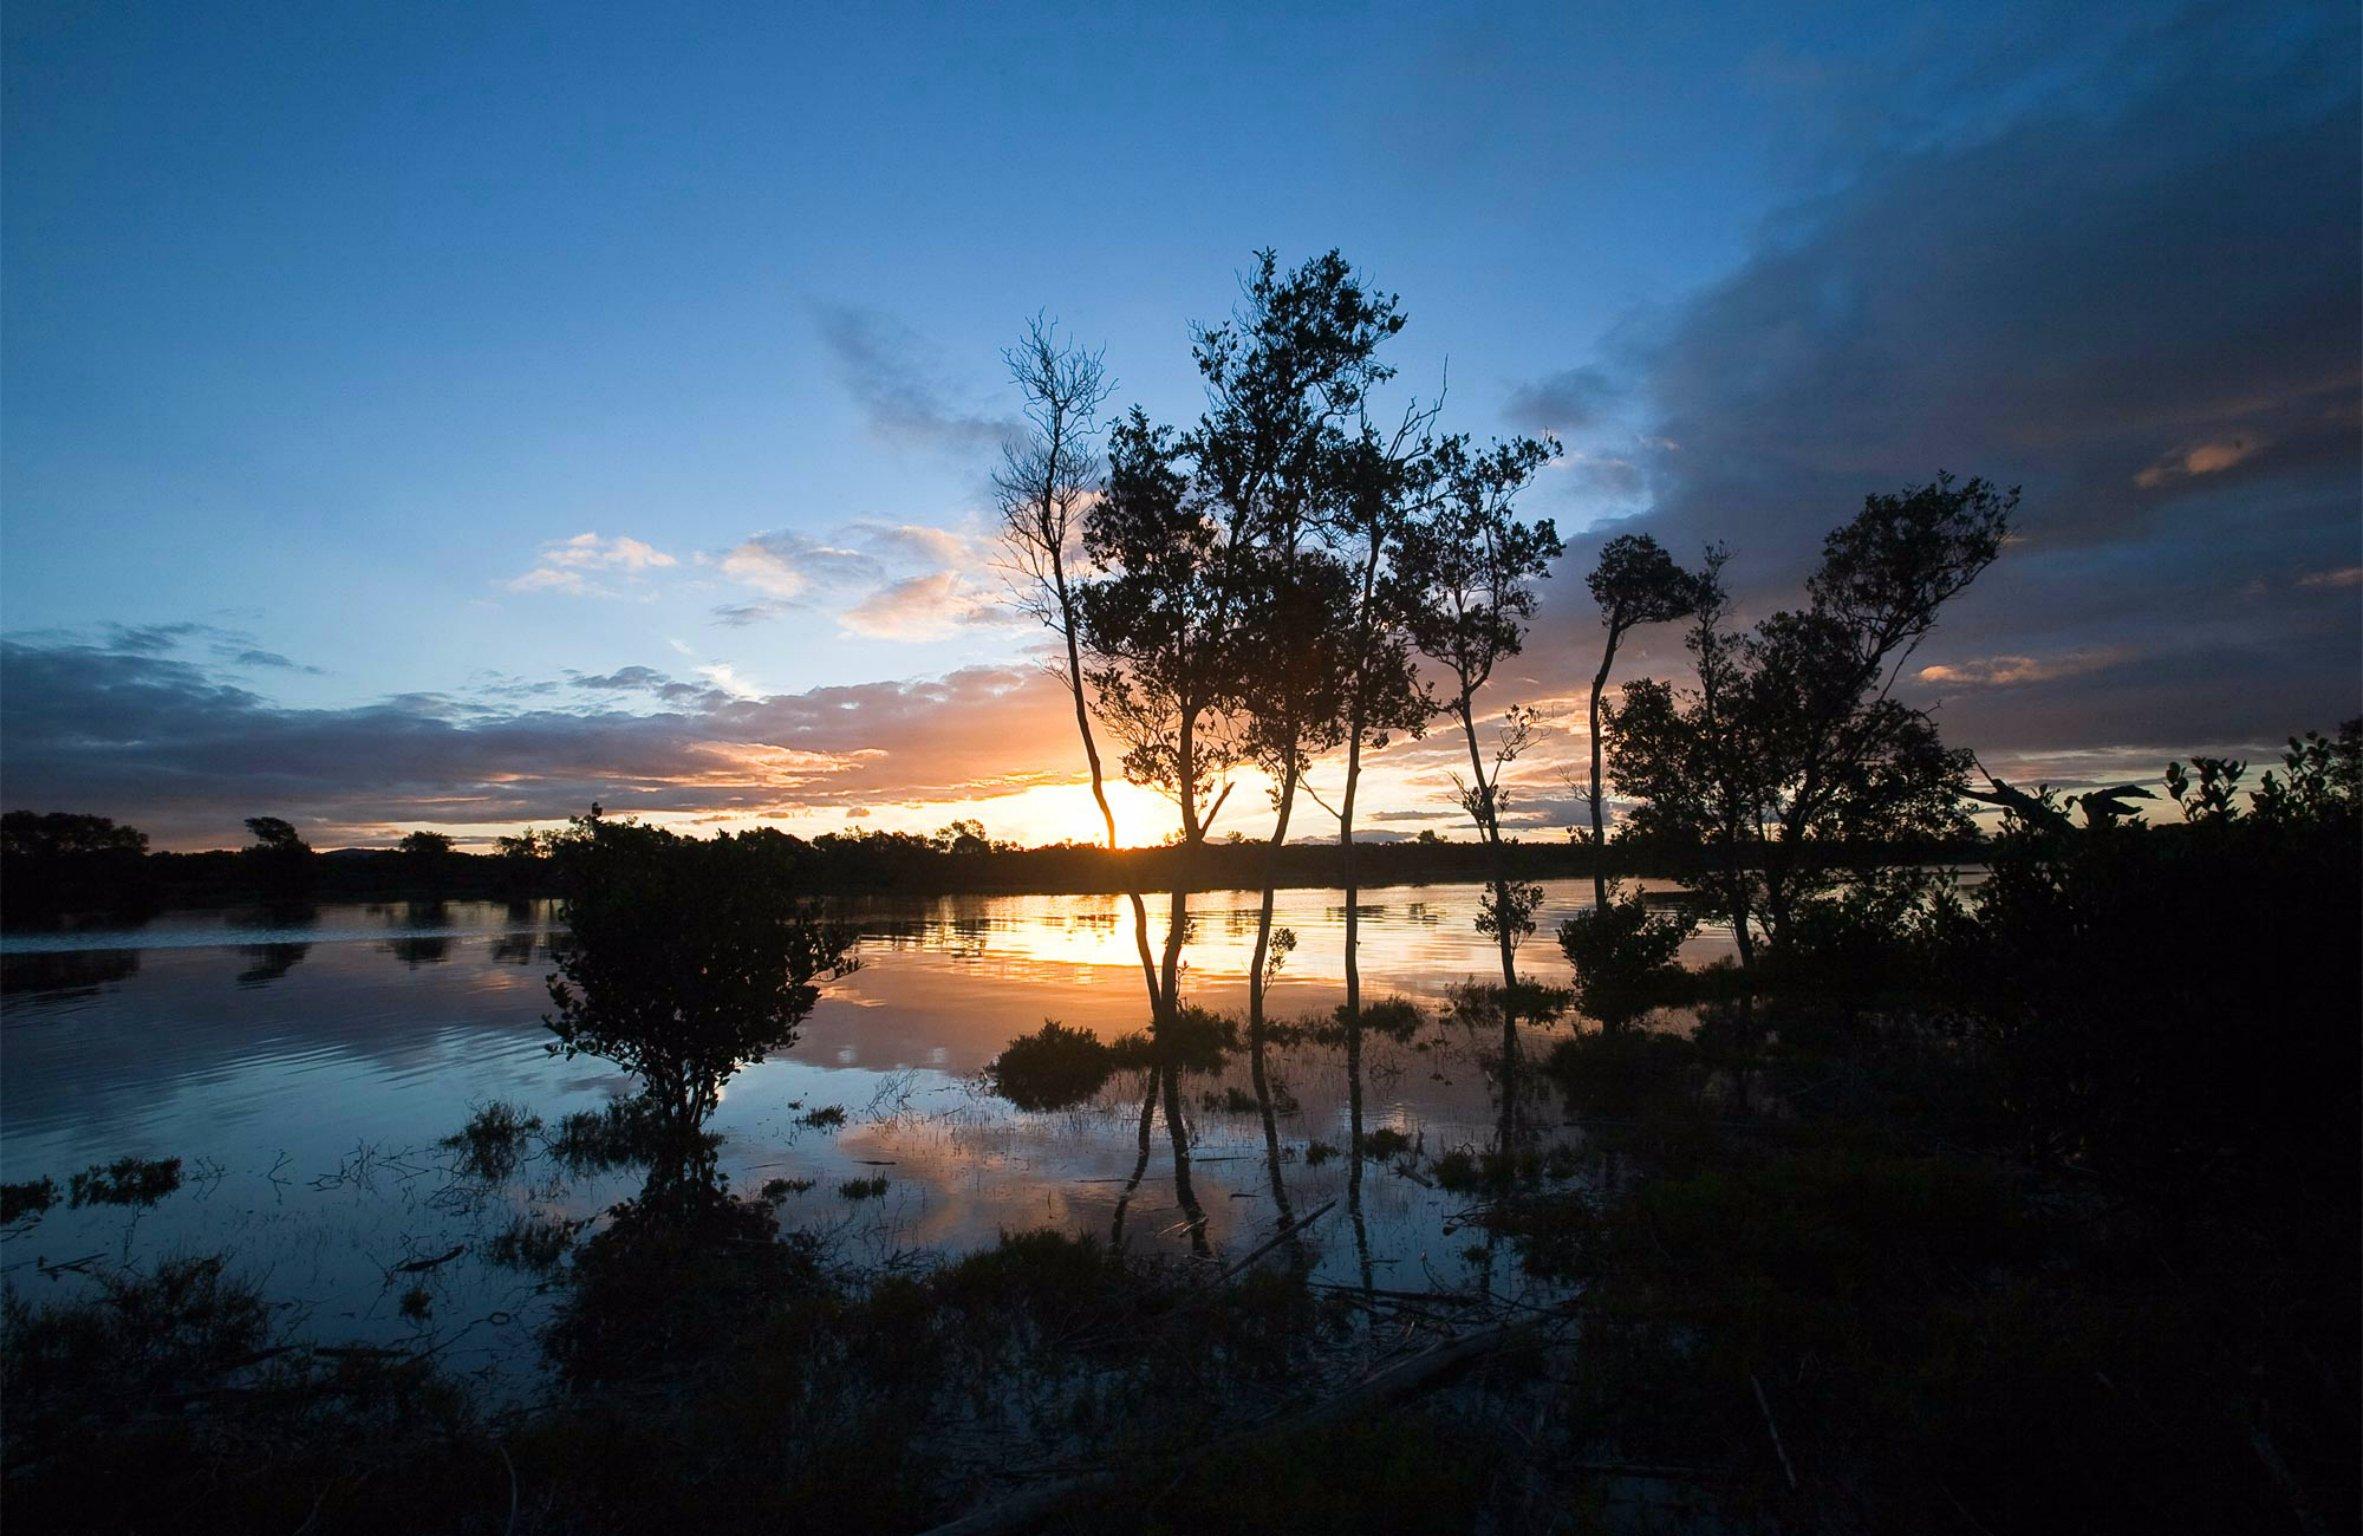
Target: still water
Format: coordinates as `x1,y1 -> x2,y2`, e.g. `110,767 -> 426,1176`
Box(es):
0,880 -> 1733,1385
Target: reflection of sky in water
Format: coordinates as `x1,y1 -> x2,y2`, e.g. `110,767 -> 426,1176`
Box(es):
0,881 -> 1733,1384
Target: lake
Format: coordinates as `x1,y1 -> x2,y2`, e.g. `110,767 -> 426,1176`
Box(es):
0,878 -> 1736,1387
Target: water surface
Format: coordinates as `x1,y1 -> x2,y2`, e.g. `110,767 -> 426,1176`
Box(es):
0,880 -> 1733,1383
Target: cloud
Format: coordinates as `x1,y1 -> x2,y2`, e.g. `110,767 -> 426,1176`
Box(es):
507,532 -> 678,597
0,630 -> 1083,848
230,648 -> 311,671
839,572 -> 1018,641
104,621 -> 211,654
569,665 -> 720,706
25,621 -> 328,678
711,600 -> 798,628
812,304 -> 1017,456
1503,366 -> 1621,436
2296,565 -> 2362,589
714,529 -> 882,602
695,662 -> 764,701
712,519 -> 1008,642
1914,649 -> 2133,689
1511,2 -> 2359,777
2133,435 -> 2265,489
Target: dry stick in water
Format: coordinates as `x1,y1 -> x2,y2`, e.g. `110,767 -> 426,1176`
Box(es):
1751,1372 -> 1799,1490
1203,1199 -> 1337,1287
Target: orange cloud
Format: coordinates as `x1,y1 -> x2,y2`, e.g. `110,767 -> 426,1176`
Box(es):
840,572 -> 1016,641
1917,648 -> 2132,688
2133,434 -> 2263,489
506,532 -> 679,596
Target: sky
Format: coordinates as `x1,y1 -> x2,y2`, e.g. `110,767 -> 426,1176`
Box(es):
3,0 -> 2356,849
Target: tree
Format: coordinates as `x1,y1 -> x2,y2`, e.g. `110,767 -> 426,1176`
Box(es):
545,816 -> 856,1130
1609,475 -> 2014,958
1609,549 -> 1768,964
398,829 -> 455,894
1076,409 -> 1252,1238
1078,410 -> 1248,857
1395,432 -> 1562,988
0,811 -> 151,924
931,819 -> 991,856
241,815 -> 315,898
1072,250 -> 1414,1234
1395,431 -> 1560,1169
1319,417 -> 1437,1193
1578,534 -> 1699,907
1191,250 -> 1406,1216
993,316 -> 1168,1018
1,811 -> 147,862
243,816 -> 308,855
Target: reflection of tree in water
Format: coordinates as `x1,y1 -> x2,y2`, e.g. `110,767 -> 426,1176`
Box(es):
548,1133 -> 814,1389
537,815 -> 859,1388
488,930 -> 539,966
0,947 -> 140,998
227,900 -> 317,934
384,935 -> 451,967
381,900 -> 453,967
234,943 -> 309,988
944,914 -> 991,959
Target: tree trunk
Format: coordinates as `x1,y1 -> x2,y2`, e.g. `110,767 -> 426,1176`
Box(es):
1588,623 -> 1622,910
1452,693 -> 1521,1158
1248,756 -> 1300,1231
1052,550 -> 1165,1019
1108,1062 -> 1161,1250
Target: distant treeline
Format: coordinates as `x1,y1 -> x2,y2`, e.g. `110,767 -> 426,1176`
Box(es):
0,807 -> 1989,927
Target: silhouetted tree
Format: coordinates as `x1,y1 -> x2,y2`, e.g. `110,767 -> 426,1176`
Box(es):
493,826 -> 553,896
241,816 -> 315,898
1578,534 -> 1699,906
1610,548 -> 1765,962
0,811 -> 152,924
1072,407 -> 1248,1239
1395,432 -> 1559,1169
1395,433 -> 1562,987
1611,475 -> 2013,956
1320,419 -> 1437,1181
545,815 -> 857,1130
397,829 -> 454,894
1191,250 -> 1405,1217
993,315 -> 1171,1022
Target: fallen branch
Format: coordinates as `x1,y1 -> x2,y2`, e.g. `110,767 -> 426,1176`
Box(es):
1308,1281 -> 1479,1306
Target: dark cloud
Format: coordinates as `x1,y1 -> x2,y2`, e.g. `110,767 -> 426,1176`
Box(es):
568,665 -> 721,706
105,622 -> 211,654
811,304 -> 1018,456
571,665 -> 671,691
0,633 -> 1078,848
1516,3 -> 2360,777
229,648 -> 322,674
711,600 -> 796,628
1503,366 -> 1620,437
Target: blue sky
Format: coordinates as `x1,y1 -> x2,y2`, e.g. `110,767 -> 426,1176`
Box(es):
4,1 -> 2356,846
